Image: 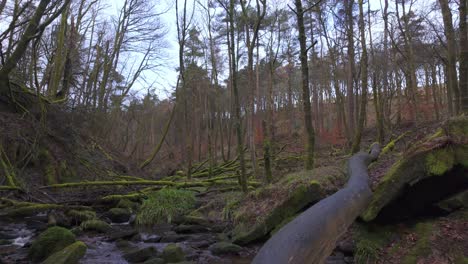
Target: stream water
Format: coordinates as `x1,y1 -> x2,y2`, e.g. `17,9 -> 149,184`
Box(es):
0,215 -> 254,264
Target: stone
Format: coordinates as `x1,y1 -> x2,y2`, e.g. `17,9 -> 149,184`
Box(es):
108,229 -> 138,241
208,242 -> 242,255
162,243 -> 185,263
28,226 -> 76,262
41,241 -> 87,264
174,225 -> 209,234
123,246 -> 158,263
142,258 -> 165,264
108,208 -> 132,223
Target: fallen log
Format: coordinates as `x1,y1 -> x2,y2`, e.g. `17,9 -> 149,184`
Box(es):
252,143 -> 380,264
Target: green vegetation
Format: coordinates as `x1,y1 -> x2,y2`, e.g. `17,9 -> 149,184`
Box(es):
162,243 -> 185,263
29,226 -> 76,262
67,210 -> 96,223
402,222 -> 434,264
136,188 -> 196,225
42,241 -> 87,264
354,224 -> 394,264
80,219 -> 112,233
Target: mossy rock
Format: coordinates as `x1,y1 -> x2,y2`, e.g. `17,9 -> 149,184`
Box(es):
123,246 -> 158,263
209,242 -> 242,255
29,226 -> 76,262
142,258 -> 165,264
116,199 -> 140,210
162,243 -> 185,263
108,208 -> 132,223
41,241 -> 87,264
0,239 -> 11,245
80,219 -> 112,233
362,117 -> 468,222
437,189 -> 468,212
67,209 -> 96,224
232,166 -> 346,245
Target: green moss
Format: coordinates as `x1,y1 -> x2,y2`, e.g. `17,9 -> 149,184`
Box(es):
402,222 -> 434,264
437,189 -> 468,212
42,241 -> 87,264
162,243 -> 185,263
425,148 -> 455,175
354,224 -> 394,264
136,189 -> 196,226
117,198 -> 139,210
29,226 -> 76,262
7,204 -> 64,217
455,255 -> 468,264
67,210 -> 96,223
80,219 -> 111,233
101,193 -> 146,202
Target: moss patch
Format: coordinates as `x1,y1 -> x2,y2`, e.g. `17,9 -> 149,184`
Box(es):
67,210 -> 96,224
232,166 -> 346,245
354,224 -> 394,264
29,226 -> 76,262
42,241 -> 87,264
402,222 -> 434,264
80,219 -> 112,233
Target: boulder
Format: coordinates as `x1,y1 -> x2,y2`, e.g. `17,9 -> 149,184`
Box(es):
108,208 -> 132,223
362,117 -> 468,222
208,242 -> 242,255
142,258 -> 165,264
28,226 -> 76,262
173,225 -> 209,234
41,241 -> 87,264
122,246 -> 158,263
79,220 -> 112,233
162,243 -> 185,263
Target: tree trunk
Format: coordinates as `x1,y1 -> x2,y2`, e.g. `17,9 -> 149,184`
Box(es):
294,0 -> 315,170
351,0 -> 368,154
253,144 -> 381,264
460,0 -> 468,113
439,0 -> 460,115
345,0 -> 356,139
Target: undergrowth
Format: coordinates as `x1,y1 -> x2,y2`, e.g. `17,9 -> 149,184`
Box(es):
136,188 -> 196,226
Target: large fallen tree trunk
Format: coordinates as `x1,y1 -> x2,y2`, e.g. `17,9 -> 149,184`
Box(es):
252,143 -> 380,264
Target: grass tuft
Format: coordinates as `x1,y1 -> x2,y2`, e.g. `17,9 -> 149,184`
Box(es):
136,188 -> 196,226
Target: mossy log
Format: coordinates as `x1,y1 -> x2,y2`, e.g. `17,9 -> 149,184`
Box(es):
252,143 -> 380,264
362,117 -> 468,222
0,198 -> 92,217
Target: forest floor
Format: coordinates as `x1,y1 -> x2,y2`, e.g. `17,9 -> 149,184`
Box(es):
0,113 -> 467,264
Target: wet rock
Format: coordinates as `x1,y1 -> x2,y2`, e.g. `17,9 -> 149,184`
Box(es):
174,225 -> 209,234
160,232 -> 189,243
337,240 -> 355,255
123,246 -> 158,263
0,239 -> 10,245
28,226 -> 76,262
42,241 -> 87,264
208,242 -> 242,255
142,257 -> 165,264
80,219 -> 112,233
48,211 -> 72,227
108,208 -> 132,223
140,233 -> 161,243
108,229 -> 138,241
191,240 -> 215,249
0,232 -> 15,240
115,239 -> 133,250
162,243 -> 185,263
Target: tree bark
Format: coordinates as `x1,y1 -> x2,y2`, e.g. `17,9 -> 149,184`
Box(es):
253,144 -> 381,264
351,0 -> 368,154
294,0 -> 315,170
460,0 -> 468,113
439,0 -> 460,115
